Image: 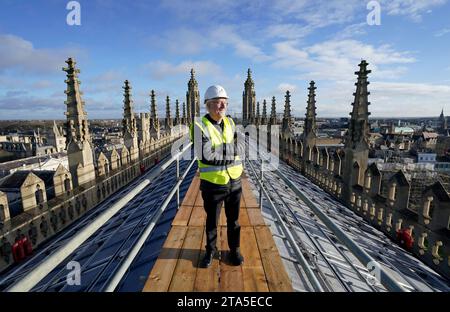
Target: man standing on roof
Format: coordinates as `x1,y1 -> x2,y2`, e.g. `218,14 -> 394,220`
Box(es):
190,85 -> 245,268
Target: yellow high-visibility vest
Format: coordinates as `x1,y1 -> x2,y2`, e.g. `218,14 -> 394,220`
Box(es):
190,116 -> 243,185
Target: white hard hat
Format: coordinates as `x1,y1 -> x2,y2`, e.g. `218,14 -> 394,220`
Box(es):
204,85 -> 228,103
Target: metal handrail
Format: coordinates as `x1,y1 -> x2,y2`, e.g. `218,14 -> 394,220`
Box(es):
273,164 -> 407,292
7,142 -> 193,292
246,159 -> 325,292
104,155 -> 197,292
248,139 -> 407,292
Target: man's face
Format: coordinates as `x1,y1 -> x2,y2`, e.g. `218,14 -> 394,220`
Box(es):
207,98 -> 228,119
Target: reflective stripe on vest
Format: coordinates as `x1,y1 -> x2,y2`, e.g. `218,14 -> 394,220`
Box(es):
198,160 -> 243,173
191,116 -> 243,185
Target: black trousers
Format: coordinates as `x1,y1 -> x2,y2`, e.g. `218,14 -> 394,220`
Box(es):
201,183 -> 242,253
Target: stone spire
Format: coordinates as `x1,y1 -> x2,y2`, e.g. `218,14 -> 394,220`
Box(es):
137,112 -> 150,149
302,81 -> 318,166
122,80 -> 138,161
63,58 -> 91,145
242,68 -> 256,125
182,101 -> 186,125
149,90 -> 160,140
62,57 -> 95,187
165,95 -> 173,131
174,99 -> 180,126
269,96 -> 277,125
282,90 -> 292,139
345,60 -> 371,149
186,68 -> 200,124
256,101 -> 260,125
51,120 -> 65,152
304,81 -> 317,137
261,99 -> 267,125
342,60 -> 372,202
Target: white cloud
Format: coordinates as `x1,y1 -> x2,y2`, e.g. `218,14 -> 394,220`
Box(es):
370,82 -> 450,116
272,39 -> 415,82
146,60 -> 223,80
272,0 -> 360,28
382,0 -> 447,21
31,80 -> 54,89
266,24 -> 314,40
149,28 -> 209,55
434,28 -> 450,37
211,25 -> 271,62
0,34 -> 84,74
84,70 -> 126,95
277,83 -> 297,93
333,23 -> 368,40
306,80 -> 450,117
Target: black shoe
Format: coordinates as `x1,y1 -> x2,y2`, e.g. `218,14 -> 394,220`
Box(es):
200,250 -> 215,268
229,249 -> 244,266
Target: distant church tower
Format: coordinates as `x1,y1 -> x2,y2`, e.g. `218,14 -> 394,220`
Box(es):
282,90 -> 292,140
149,90 -> 160,140
439,108 -> 448,135
186,69 -> 200,125
342,60 -> 371,203
303,81 -> 318,164
122,80 -> 139,162
242,69 -> 256,125
63,57 -> 96,187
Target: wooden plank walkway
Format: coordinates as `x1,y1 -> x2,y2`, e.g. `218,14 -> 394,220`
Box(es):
143,173 -> 293,292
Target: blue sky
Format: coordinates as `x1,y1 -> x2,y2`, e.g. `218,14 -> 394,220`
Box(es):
0,0 -> 450,120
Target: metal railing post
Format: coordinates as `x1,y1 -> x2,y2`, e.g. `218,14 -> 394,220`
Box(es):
104,156 -> 197,292
259,159 -> 263,209
6,142 -> 193,292
176,154 -> 180,209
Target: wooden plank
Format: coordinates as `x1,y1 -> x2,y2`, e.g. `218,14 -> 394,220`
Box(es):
239,209 -> 250,226
254,226 -> 293,292
219,226 -> 244,292
168,227 -> 204,292
243,267 -> 269,292
242,178 -> 260,208
143,226 -> 188,292
219,206 -> 226,226
240,227 -> 263,267
219,208 -> 249,227
193,226 -> 220,292
172,205 -> 194,226
194,188 -> 204,207
189,204 -> 206,226
239,227 -> 269,291
247,208 -> 266,226
181,177 -> 200,207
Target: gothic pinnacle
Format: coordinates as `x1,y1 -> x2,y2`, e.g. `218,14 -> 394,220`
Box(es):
262,99 -> 267,118
175,99 -> 180,125
284,90 -> 291,119
271,96 -> 276,118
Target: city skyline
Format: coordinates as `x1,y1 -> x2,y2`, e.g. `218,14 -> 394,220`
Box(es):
1,0 -> 450,119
